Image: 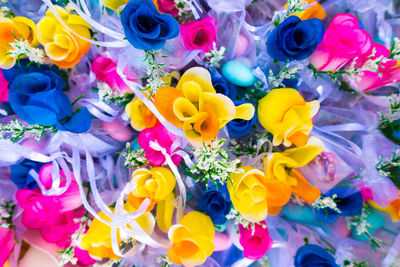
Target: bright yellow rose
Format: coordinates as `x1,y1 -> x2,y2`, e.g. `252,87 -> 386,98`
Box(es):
369,197 -> 400,222
167,211 -> 215,266
263,137 -> 323,205
125,97 -> 158,131
154,67 -> 255,146
227,166 -> 292,222
258,88 -> 319,147
36,6 -> 91,68
156,192 -> 175,232
101,0 -> 129,11
128,167 -> 176,211
285,0 -> 326,20
80,210 -> 155,260
0,16 -> 37,69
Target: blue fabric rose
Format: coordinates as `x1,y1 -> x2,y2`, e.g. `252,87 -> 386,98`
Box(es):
294,244 -> 339,267
267,16 -> 324,61
10,160 -> 44,189
121,0 -> 180,50
315,186 -> 363,224
227,100 -> 257,138
211,74 -> 237,100
198,184 -> 231,225
4,62 -> 91,133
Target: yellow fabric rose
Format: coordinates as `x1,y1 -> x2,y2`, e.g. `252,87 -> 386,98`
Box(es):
263,137 -> 323,206
36,6 -> 91,68
125,97 -> 158,131
156,192 -> 175,232
258,88 -> 319,147
285,0 -> 326,20
128,167 -> 176,211
227,166 -> 292,222
369,197 -> 400,222
154,67 -> 255,146
167,211 -> 215,266
101,0 -> 129,11
0,16 -> 37,69
80,210 -> 155,260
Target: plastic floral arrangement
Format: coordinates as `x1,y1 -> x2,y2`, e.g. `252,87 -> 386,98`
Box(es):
1,0 -> 400,266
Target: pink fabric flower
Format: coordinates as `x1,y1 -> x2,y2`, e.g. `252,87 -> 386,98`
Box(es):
138,123 -> 182,166
348,43 -> 400,91
156,0 -> 179,16
309,13 -> 372,71
15,163 -> 83,247
91,55 -> 136,93
0,70 -> 9,103
0,226 -> 15,266
74,246 -> 96,266
239,222 -> 273,260
180,17 -> 217,52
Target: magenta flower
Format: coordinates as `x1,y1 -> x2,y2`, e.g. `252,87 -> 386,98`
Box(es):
138,123 -> 182,166
0,227 -> 15,266
239,222 -> 273,260
180,17 -> 217,52
0,69 -> 9,104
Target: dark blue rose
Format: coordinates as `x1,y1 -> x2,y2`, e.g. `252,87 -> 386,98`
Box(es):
198,185 -> 231,225
281,77 -> 299,89
294,244 -> 339,267
211,74 -> 237,100
121,0 -> 180,50
4,62 -> 91,133
315,186 -> 363,224
227,100 -> 257,138
267,16 -> 325,61
10,160 -> 44,189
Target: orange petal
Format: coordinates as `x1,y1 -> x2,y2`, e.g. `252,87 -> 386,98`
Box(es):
265,179 -> 292,207
267,205 -> 283,216
193,104 -> 220,140
153,86 -> 184,127
290,169 -> 321,203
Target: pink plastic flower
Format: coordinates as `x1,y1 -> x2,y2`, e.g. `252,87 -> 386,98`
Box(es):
239,222 -> 273,260
0,226 -> 15,266
348,43 -> 400,92
156,0 -> 179,17
74,246 -> 97,266
138,123 -> 182,166
91,55 -> 136,93
309,13 -> 372,71
0,70 -> 9,103
15,163 -> 83,247
180,17 -> 217,52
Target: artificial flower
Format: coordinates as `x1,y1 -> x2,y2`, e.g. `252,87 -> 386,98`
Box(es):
267,16 -> 324,61
121,0 -> 180,50
154,67 -> 255,146
0,16 -> 37,69
258,88 -> 319,147
156,192 -> 175,232
156,0 -> 179,17
137,123 -> 181,166
197,187 -> 231,225
81,209 -> 155,260
227,100 -> 258,138
349,43 -> 400,92
10,159 -> 44,189
287,0 -> 326,20
180,17 -> 217,52
91,55 -> 136,93
315,186 -> 363,223
4,61 -> 91,133
73,246 -> 96,266
101,0 -> 128,11
228,166 -> 292,222
309,13 -> 372,71
0,227 -> 15,267
369,197 -> 400,222
211,73 -> 237,101
0,70 -> 9,104
294,244 -> 339,267
36,6 -> 92,68
239,222 -> 273,260
125,97 -> 158,131
128,167 -> 176,211
167,211 -> 215,266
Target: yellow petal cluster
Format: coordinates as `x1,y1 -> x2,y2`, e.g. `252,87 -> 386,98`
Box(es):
36,6 -> 91,68
128,167 -> 176,211
0,16 -> 37,69
258,88 -> 319,147
167,211 -> 215,266
125,97 -> 157,131
154,67 -> 255,146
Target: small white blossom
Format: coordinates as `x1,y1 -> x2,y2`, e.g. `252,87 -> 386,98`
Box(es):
311,194 -> 341,213
203,42 -> 226,69
143,50 -> 169,96
273,0 -> 308,25
378,94 -> 400,123
0,117 -> 57,142
346,48 -> 388,81
226,208 -> 266,235
173,0 -> 192,17
8,39 -> 46,65
268,64 -> 299,88
391,37 -> 400,60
